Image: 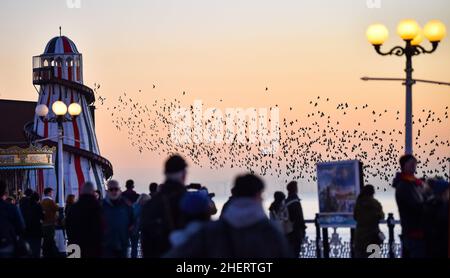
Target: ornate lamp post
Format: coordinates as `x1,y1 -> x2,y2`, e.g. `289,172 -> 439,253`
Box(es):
35,101 -> 82,207
366,19 -> 447,155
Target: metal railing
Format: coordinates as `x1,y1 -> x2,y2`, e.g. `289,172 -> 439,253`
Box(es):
299,213 -> 401,258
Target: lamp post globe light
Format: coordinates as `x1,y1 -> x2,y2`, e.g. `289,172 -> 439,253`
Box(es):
366,19 -> 447,155
35,101 -> 82,207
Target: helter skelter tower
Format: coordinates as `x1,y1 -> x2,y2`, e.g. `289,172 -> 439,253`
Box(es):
26,33 -> 113,198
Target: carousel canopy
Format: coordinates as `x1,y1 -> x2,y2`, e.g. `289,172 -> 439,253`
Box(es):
0,146 -> 54,170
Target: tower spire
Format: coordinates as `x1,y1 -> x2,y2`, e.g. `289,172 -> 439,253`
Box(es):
59,26 -> 62,37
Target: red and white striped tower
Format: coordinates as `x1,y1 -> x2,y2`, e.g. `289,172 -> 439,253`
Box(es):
27,34 -> 113,198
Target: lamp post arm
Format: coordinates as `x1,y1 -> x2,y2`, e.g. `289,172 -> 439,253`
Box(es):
32,135 -> 60,143
413,41 -> 440,55
361,77 -> 450,87
374,45 -> 405,56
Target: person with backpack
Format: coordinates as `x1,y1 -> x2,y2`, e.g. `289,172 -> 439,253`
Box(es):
269,191 -> 292,235
0,180 -> 25,258
285,181 -> 307,257
141,155 -> 188,258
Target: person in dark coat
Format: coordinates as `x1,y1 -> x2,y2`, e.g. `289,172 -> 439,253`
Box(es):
393,155 -> 429,258
130,193 -> 150,258
269,191 -> 291,235
102,180 -> 134,258
40,187 -> 59,258
165,174 -> 292,258
19,190 -> 43,258
285,181 -> 307,257
0,180 -> 25,258
141,155 -> 187,258
149,182 -> 158,198
424,177 -> 448,258
353,185 -> 385,258
122,179 -> 139,205
66,182 -> 103,258
94,190 -> 102,202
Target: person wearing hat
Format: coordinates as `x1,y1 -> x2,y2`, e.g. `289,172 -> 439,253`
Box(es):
169,191 -> 211,248
140,155 -> 188,258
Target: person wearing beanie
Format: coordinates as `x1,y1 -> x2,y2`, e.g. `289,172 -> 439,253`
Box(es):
165,173 -> 292,258
141,154 -> 188,258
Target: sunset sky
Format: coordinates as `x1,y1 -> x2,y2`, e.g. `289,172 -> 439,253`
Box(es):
1,0 -> 449,196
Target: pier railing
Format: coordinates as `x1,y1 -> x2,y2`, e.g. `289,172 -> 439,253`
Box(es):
299,213 -> 401,258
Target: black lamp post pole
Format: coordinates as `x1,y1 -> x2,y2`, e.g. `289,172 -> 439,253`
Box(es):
372,40 -> 440,155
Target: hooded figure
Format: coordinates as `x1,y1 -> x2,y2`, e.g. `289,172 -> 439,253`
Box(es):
353,185 -> 384,258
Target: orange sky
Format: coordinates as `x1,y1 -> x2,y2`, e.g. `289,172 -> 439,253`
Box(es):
0,0 -> 449,195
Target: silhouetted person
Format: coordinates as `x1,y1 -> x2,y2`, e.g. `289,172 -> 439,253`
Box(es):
122,179 -> 139,205
285,181 -> 306,257
220,187 -> 236,218
149,182 -> 158,197
353,185 -> 384,258
269,191 -> 291,234
393,154 -> 428,258
141,155 -> 188,258
19,190 -> 43,258
130,193 -> 150,258
94,190 -> 102,202
102,180 -> 134,258
169,191 -> 211,249
41,187 -> 59,258
66,182 -> 103,258
199,186 -> 217,216
424,177 -> 448,258
0,180 -> 25,258
65,194 -> 76,216
165,174 -> 291,258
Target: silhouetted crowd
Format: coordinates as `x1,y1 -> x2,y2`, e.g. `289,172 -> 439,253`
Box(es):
353,154 -> 449,258
0,154 -> 448,258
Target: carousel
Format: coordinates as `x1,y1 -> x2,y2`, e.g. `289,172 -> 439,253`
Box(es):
0,146 -> 54,197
